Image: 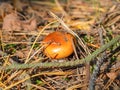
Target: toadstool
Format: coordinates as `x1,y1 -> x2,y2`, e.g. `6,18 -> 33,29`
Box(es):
42,31 -> 74,59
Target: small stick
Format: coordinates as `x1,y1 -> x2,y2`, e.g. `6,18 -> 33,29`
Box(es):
89,25 -> 107,90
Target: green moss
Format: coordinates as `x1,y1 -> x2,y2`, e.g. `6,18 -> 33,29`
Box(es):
36,80 -> 45,86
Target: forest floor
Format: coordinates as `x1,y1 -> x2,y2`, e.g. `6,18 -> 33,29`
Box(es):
0,0 -> 120,90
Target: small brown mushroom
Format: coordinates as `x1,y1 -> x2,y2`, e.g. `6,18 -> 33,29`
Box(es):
42,31 -> 74,59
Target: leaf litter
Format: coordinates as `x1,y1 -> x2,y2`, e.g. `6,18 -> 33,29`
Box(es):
0,0 -> 120,90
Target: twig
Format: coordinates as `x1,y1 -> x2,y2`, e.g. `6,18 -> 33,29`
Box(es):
89,25 -> 106,90
0,35 -> 119,70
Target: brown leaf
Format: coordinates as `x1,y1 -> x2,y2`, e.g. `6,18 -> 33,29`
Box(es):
2,13 -> 37,31
106,72 -> 118,80
15,50 -> 25,58
14,49 -> 30,59
0,3 -> 13,16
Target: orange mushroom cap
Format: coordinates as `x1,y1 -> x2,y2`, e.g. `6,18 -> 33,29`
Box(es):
42,31 -> 74,59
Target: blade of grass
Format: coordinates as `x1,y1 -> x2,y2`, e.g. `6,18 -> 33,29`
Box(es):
25,20 -> 57,63
4,71 -> 72,90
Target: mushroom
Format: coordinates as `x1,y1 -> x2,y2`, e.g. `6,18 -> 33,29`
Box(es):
42,31 -> 74,59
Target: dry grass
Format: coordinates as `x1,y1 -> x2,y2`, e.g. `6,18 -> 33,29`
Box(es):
0,0 -> 120,90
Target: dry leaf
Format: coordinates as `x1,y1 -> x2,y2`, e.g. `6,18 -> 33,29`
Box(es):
2,13 -> 37,31
106,72 -> 117,80
14,49 -> 30,59
0,3 -> 13,16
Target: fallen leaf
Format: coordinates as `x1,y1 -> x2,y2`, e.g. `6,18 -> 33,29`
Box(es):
106,72 -> 118,80
2,13 -> 37,31
14,49 -> 30,59
0,3 -> 13,17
